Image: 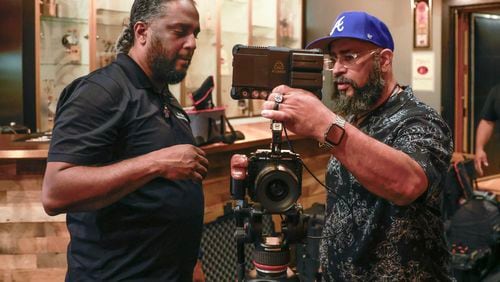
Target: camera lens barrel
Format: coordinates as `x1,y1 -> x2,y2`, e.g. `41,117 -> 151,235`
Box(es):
254,164 -> 300,213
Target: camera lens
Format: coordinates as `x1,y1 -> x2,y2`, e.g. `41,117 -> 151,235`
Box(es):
254,164 -> 300,213
266,179 -> 289,202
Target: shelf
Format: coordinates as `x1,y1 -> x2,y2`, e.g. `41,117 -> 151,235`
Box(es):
252,25 -> 274,30
96,22 -> 125,28
96,8 -> 129,27
96,8 -> 129,14
40,63 -> 89,67
41,15 -> 88,25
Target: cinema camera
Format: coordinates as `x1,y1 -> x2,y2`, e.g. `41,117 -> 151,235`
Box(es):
229,45 -> 324,281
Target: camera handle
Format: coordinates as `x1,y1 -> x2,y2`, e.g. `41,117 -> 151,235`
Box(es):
271,120 -> 283,153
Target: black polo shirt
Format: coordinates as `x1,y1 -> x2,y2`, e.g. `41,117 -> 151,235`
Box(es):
480,83 -> 500,122
48,54 -> 204,281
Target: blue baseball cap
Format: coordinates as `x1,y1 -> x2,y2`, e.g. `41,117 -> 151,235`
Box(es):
306,11 -> 394,52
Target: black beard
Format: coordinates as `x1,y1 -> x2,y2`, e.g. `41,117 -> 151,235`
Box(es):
147,34 -> 188,85
331,61 -> 385,117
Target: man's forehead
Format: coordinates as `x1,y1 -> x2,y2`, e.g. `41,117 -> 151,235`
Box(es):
329,38 -> 376,54
161,0 -> 199,18
157,1 -> 200,26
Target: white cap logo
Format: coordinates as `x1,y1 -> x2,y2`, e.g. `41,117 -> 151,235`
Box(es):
330,16 -> 345,35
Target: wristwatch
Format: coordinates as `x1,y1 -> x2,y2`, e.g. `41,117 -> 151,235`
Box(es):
318,115 -> 346,150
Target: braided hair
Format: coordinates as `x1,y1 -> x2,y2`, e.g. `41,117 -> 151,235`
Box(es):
115,0 -> 195,54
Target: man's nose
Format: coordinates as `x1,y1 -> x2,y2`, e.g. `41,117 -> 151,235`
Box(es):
331,59 -> 347,76
184,33 -> 197,50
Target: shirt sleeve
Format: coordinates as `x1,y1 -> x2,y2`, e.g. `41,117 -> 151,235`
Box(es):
48,76 -> 128,165
391,114 -> 453,200
480,85 -> 500,121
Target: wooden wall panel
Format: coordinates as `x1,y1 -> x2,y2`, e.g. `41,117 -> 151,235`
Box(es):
1,268 -> 66,282
0,162 -> 68,281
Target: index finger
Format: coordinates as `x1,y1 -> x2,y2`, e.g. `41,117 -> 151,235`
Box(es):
193,146 -> 207,157
271,85 -> 292,97
198,155 -> 209,169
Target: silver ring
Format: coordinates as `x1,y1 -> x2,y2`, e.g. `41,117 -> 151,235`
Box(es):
273,94 -> 283,110
274,93 -> 284,103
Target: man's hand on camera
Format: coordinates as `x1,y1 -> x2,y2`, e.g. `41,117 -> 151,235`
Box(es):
231,154 -> 248,180
151,144 -> 209,182
261,85 -> 335,142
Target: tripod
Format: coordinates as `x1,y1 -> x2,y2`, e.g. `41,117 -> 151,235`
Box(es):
230,120 -> 308,281
233,203 -> 306,282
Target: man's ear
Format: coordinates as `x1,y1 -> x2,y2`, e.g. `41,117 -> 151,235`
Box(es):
133,21 -> 149,45
379,49 -> 393,72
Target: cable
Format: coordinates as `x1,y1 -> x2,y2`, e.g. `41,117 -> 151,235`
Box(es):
282,126 -> 358,240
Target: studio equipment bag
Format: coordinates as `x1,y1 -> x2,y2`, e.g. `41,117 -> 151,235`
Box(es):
443,159 -> 500,281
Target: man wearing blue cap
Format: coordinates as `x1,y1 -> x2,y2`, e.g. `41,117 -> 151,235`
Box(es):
257,11 -> 453,280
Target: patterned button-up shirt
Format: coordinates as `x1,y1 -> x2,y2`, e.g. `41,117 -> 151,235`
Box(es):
320,86 -> 453,281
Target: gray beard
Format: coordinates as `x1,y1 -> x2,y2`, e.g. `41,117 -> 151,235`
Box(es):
331,62 -> 385,117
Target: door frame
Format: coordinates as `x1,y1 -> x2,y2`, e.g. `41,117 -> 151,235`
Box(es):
442,0 -> 500,152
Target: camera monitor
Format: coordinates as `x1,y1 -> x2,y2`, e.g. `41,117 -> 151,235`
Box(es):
230,44 -> 324,100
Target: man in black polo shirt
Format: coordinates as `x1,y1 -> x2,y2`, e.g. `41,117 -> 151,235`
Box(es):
42,0 -> 208,280
474,83 -> 500,176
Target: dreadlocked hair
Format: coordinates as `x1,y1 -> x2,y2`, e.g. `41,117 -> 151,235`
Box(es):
115,0 -> 195,54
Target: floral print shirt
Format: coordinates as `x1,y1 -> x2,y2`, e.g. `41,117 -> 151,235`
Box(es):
320,86 -> 454,281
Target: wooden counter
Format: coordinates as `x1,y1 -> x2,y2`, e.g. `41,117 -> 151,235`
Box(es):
0,122 -> 298,158
0,122 -> 329,281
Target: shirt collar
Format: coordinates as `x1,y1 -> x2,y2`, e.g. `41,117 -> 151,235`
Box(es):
370,86 -> 412,119
115,53 -> 154,90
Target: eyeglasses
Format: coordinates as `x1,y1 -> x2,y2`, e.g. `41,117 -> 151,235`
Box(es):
326,49 -> 380,70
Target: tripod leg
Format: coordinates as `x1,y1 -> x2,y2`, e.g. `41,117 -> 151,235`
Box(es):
237,239 -> 245,282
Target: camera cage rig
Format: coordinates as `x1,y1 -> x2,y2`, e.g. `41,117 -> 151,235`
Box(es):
230,120 -> 310,282
229,44 -> 328,281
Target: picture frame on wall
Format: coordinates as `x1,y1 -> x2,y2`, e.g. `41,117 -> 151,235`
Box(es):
413,0 -> 432,48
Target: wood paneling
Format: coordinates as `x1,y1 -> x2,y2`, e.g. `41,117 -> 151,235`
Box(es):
0,169 -> 69,281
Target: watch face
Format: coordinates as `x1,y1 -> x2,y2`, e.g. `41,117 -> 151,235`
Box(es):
326,123 -> 345,146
